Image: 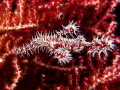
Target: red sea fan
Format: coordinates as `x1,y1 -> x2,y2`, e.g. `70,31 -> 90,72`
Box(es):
0,0 -> 120,90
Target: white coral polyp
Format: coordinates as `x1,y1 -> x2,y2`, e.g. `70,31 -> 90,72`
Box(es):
53,48 -> 72,65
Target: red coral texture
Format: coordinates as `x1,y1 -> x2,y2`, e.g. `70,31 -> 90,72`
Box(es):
0,0 -> 120,90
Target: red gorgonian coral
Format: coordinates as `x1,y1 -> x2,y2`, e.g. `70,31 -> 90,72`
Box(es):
0,0 -> 120,90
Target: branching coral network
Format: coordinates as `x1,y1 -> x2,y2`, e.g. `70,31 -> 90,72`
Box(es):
0,0 -> 120,90
12,21 -> 115,65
